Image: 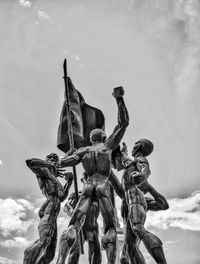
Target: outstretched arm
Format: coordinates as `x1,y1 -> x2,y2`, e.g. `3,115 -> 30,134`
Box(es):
105,87 -> 129,151
26,158 -> 55,176
140,181 -> 169,211
59,147 -> 88,167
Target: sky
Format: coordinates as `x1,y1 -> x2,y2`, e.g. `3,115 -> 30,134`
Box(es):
0,0 -> 200,263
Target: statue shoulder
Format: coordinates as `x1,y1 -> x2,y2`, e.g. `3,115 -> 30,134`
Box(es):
135,156 -> 149,164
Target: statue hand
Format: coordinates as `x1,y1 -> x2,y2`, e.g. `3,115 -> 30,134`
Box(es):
56,166 -> 66,178
121,142 -> 128,155
131,173 -> 146,184
112,86 -> 124,98
64,172 -> 73,182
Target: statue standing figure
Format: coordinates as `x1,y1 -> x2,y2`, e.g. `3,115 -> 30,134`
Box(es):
65,189 -> 101,264
23,153 -> 73,264
56,87 -> 129,264
119,140 -> 168,264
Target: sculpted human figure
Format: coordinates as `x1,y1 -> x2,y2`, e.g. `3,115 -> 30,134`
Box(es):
56,86 -> 129,264
65,170 -> 124,264
119,141 -> 168,264
120,180 -> 169,264
65,187 -> 101,264
23,153 -> 73,264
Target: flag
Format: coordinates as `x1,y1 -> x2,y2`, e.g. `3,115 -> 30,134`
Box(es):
57,77 -> 105,153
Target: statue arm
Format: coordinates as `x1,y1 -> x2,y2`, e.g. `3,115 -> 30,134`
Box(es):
59,148 -> 88,167
38,199 -> 50,218
105,87 -> 129,151
59,173 -> 74,202
26,158 -> 54,176
140,182 -> 169,211
109,170 -> 124,199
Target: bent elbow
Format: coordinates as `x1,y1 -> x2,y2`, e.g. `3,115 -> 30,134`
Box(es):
160,201 -> 169,210
124,120 -> 129,127
163,202 -> 169,210
26,159 -> 32,168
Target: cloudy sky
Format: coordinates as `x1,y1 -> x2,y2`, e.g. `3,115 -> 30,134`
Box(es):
0,0 -> 200,263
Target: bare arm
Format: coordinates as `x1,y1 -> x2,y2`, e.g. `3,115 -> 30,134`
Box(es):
105,87 -> 129,151
109,170 -> 124,199
59,172 -> 74,202
26,158 -> 54,176
59,147 -> 88,167
26,158 -> 55,169
140,181 -> 169,211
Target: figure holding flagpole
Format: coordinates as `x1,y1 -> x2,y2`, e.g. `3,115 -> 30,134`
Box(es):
56,84 -> 129,264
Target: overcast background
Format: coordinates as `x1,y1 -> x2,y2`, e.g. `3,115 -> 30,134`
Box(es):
0,0 -> 200,263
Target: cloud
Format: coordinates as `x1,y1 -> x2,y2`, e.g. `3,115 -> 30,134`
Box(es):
0,237 -> 29,249
0,198 -> 35,237
19,0 -> 32,8
37,10 -> 51,21
146,191 -> 200,231
0,160 -> 3,166
0,256 -> 17,264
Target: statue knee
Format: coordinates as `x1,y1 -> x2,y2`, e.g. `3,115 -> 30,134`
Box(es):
142,231 -> 163,250
61,225 -> 77,248
101,227 -> 117,249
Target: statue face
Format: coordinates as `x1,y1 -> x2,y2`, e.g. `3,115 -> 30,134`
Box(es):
132,141 -> 141,157
46,153 -> 59,165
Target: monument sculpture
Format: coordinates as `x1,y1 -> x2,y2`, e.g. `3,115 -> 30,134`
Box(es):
65,188 -> 101,264
23,153 -> 73,264
119,141 -> 168,264
23,59 -> 169,264
56,86 -> 129,264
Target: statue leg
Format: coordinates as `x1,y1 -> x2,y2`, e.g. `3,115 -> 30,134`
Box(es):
23,222 -> 54,264
68,233 -> 83,264
128,204 -> 147,264
142,231 -> 167,264
97,183 -> 117,264
128,204 -> 167,264
120,243 -> 129,264
121,220 -> 146,264
56,194 -> 92,264
39,225 -> 57,264
88,231 -> 102,264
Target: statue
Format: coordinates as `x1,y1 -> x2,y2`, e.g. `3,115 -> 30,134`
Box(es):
118,141 -> 168,264
23,153 -> 73,264
65,170 -> 124,264
56,86 -> 129,264
64,173 -> 101,264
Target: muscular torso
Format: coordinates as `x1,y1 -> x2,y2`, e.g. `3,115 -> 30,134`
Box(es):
81,144 -> 112,184
122,162 -> 147,210
37,168 -> 61,222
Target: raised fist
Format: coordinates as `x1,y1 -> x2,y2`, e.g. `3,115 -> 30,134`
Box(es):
112,86 -> 124,98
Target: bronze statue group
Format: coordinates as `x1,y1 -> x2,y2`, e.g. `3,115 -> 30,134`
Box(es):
23,86 -> 169,264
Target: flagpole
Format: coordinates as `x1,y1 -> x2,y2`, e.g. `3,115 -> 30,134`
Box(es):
63,59 -> 84,254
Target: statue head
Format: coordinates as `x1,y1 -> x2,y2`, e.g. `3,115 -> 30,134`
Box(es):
89,128 -> 107,144
132,139 -> 154,157
45,153 -> 59,165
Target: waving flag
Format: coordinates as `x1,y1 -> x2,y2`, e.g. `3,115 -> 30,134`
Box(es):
57,77 -> 105,153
